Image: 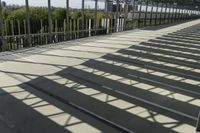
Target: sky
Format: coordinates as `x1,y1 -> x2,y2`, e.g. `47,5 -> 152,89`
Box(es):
4,0 -> 105,9
3,0 -> 174,12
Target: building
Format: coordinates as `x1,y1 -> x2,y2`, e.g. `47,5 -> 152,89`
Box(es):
1,1 -> 6,7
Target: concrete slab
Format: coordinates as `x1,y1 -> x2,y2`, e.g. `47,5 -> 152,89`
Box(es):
1,19 -> 200,133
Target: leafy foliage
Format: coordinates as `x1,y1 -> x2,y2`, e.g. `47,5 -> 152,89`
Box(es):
52,8 -> 66,20
6,8 -> 26,21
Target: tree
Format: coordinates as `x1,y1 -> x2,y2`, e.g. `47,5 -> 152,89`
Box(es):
6,8 -> 26,21
2,9 -> 11,19
71,11 -> 81,19
97,11 -> 106,20
29,7 -> 48,20
52,8 -> 66,20
6,7 -> 48,21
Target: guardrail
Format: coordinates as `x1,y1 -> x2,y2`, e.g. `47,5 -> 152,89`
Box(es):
1,0 -> 200,52
3,27 -> 107,51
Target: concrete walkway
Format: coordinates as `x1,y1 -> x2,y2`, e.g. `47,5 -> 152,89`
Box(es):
0,19 -> 200,133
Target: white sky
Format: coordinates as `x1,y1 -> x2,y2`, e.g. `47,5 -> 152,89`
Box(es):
4,0 -> 105,8
3,0 -> 182,12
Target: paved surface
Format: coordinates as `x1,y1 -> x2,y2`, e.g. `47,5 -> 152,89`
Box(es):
0,20 -> 200,133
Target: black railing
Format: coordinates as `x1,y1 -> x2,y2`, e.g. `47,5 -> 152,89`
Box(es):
0,1 -> 200,52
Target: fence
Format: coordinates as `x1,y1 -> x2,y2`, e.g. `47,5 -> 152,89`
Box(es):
0,0 -> 200,52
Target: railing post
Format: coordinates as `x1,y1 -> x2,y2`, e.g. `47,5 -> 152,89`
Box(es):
89,19 -> 91,37
81,0 -> 85,37
159,2 -> 164,25
144,0 -> 149,26
149,2 -> 153,26
169,4 -> 173,23
94,0 -> 98,35
24,20 -> 27,34
176,7 -> 180,22
11,20 -> 14,35
174,5 -> 178,22
183,9 -> 186,20
40,19 -> 43,33
187,10 -> 189,20
66,0 -> 69,40
164,3 -> 168,24
155,2 -> 159,25
48,0 -> 52,43
138,1 -> 142,28
178,8 -> 182,22
182,8 -> 185,21
132,0 -> 136,29
105,0 -> 109,34
17,20 -> 21,35
5,20 -> 7,36
124,0 -> 128,30
116,0 -> 119,32
25,0 -> 31,47
0,0 -> 6,51
198,10 -> 200,18
180,8 -> 183,21
171,5 -> 174,23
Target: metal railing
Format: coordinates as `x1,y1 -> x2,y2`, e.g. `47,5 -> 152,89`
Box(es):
0,0 -> 200,52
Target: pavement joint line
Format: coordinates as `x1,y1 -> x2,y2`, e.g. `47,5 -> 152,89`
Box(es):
14,54 -> 36,62
69,73 -> 199,126
101,81 -> 197,121
30,82 -> 135,133
4,73 -> 134,133
157,57 -> 200,68
69,102 -> 135,133
107,55 -> 200,80
114,90 -> 198,121
128,74 -> 200,96
147,65 -> 200,80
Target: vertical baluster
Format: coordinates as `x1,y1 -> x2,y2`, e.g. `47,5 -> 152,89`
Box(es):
132,0 -> 136,29
149,2 -> 153,26
0,0 -> 6,51
155,2 -> 159,25
48,0 -> 52,43
94,0 -> 98,35
66,0 -> 69,39
144,0 -> 149,26
82,0 -> 85,37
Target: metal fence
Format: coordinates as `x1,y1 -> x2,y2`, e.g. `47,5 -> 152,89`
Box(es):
0,0 -> 200,52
